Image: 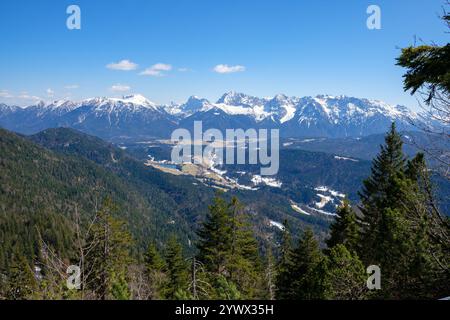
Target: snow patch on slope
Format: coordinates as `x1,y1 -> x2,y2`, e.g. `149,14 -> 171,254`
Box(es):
251,175 -> 282,188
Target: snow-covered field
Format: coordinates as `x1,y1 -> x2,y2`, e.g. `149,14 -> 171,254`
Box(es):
269,220 -> 285,231
315,194 -> 333,209
291,203 -> 311,215
251,175 -> 282,188
334,155 -> 359,162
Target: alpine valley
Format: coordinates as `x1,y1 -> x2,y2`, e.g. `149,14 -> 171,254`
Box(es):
0,91 -> 449,299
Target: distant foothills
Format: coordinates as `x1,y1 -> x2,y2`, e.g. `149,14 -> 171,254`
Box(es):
0,92 -> 427,141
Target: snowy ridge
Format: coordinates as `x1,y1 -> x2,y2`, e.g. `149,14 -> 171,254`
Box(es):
168,92 -> 418,129
5,92 -> 416,124
0,91 -> 422,139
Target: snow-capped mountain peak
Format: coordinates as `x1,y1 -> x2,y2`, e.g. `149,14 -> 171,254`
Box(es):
216,91 -> 267,107
79,94 -> 160,113
0,91 -> 421,139
46,99 -> 80,111
165,96 -> 213,116
184,96 -> 212,111
119,94 -> 156,107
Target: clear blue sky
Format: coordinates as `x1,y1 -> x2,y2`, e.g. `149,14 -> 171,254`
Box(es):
0,0 -> 448,108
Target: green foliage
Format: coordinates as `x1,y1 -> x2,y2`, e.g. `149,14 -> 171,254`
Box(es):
274,220 -> 294,299
397,44 -> 450,104
5,254 -> 37,300
196,195 -> 264,299
111,272 -> 131,300
276,229 -> 324,299
213,275 -> 241,300
144,243 -> 167,299
1,125 -> 448,300
326,200 -> 359,252
164,236 -> 189,299
321,245 -> 367,300
356,124 -> 450,299
289,229 -> 324,299
197,196 -> 231,275
145,242 -> 166,273
358,123 -> 408,263
85,198 -> 133,300
30,127 -> 216,253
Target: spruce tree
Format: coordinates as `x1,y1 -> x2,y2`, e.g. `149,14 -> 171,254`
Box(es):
197,196 -> 232,275
213,275 -> 241,300
111,272 -> 131,300
164,236 -> 189,299
145,242 -> 165,273
358,123 -> 409,264
144,242 -> 167,299
290,229 -> 324,300
356,124 -> 450,298
402,153 -> 450,298
227,197 -> 262,298
196,195 -> 263,299
326,200 -> 360,252
85,197 -> 132,300
274,220 -> 294,299
322,244 -> 367,300
276,228 -> 324,299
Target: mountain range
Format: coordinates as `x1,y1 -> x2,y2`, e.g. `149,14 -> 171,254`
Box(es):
0,92 -> 420,141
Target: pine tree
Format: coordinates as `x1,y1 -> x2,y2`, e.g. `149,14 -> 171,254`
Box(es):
357,124 -> 416,298
85,197 -> 132,300
356,124 -> 450,298
144,242 -> 167,299
322,244 -> 367,300
402,153 -> 450,298
326,200 -> 360,252
226,197 -> 262,298
274,220 -> 294,299
358,123 -> 409,264
196,196 -> 263,299
276,228 -> 324,299
290,229 -> 324,300
213,275 -> 241,300
164,236 -> 188,299
197,196 -> 232,275
145,242 -> 165,273
111,271 -> 131,300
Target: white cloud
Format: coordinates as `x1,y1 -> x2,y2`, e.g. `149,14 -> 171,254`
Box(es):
152,63 -> 172,71
140,63 -> 172,76
106,59 -> 138,71
213,64 -> 246,74
47,88 -> 55,97
64,84 -> 79,89
178,67 -> 190,72
0,90 -> 13,98
110,84 -> 131,92
0,91 -> 42,106
18,94 -> 41,101
140,69 -> 162,76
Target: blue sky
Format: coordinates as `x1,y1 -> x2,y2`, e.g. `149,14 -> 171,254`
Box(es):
0,0 -> 448,108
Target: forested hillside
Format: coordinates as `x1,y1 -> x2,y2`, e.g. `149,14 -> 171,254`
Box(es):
1,124 -> 448,300
0,128 -> 211,273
